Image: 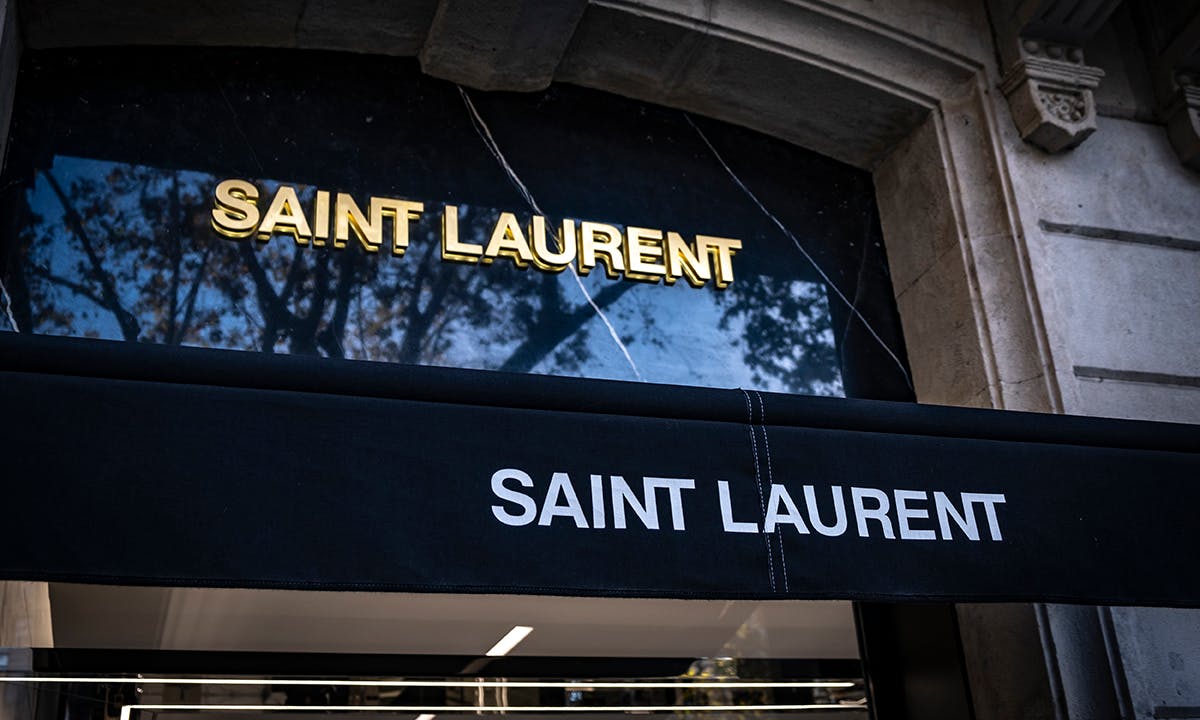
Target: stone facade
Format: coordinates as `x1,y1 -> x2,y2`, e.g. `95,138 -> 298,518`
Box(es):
2,0 -> 1198,718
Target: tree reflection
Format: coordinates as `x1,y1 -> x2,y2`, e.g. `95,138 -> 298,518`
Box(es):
716,274 -> 838,393
9,158 -> 841,396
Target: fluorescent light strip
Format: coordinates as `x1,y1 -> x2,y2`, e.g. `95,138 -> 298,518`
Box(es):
0,677 -> 856,689
118,703 -> 864,720
485,625 -> 534,657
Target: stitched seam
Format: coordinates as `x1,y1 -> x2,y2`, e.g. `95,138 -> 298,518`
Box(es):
741,388 -> 775,592
755,390 -> 788,592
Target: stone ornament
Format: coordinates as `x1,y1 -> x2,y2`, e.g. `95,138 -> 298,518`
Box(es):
1040,91 -> 1088,123
999,40 -> 1105,153
1163,72 -> 1200,170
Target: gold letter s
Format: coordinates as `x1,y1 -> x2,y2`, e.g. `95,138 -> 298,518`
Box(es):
211,179 -> 261,239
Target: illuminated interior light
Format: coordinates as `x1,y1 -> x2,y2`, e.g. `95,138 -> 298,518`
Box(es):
484,625 -> 534,657
118,703 -> 864,720
0,676 -> 856,689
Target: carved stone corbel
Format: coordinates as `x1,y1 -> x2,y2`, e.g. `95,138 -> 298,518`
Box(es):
986,0 -> 1121,153
1132,0 -> 1200,170
1163,72 -> 1200,168
999,40 -> 1106,152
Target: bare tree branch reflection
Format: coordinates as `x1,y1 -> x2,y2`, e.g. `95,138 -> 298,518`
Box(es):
42,170 -> 141,341
13,159 -> 842,395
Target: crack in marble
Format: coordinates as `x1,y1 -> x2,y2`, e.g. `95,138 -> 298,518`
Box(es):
684,112 -> 913,391
0,276 -> 18,331
457,86 -> 644,381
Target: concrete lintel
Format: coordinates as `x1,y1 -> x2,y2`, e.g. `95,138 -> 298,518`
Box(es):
419,0 -> 588,92
555,0 -> 981,170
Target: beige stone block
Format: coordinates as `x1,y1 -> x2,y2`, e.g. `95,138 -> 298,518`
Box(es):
832,0 -> 993,65
1110,607 -> 1200,711
557,3 -> 936,169
875,114 -> 961,293
1006,116 -> 1200,240
997,371 -> 1056,413
895,245 -> 991,407
0,582 -> 53,648
968,231 -> 1053,399
419,0 -> 588,91
297,0 -> 438,56
941,94 -> 1017,240
1069,376 -> 1200,424
1029,230 -> 1200,379
957,604 -> 1057,720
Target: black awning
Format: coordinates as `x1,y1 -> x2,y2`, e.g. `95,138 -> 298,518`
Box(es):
1,333 -> 1197,606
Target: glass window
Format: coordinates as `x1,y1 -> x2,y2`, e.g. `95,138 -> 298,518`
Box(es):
0,48 -> 911,400
1,587 -> 869,718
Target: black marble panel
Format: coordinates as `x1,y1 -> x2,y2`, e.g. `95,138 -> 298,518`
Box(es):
0,48 -> 912,400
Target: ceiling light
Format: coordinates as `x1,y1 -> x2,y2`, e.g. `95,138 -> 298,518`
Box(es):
485,625 -> 534,657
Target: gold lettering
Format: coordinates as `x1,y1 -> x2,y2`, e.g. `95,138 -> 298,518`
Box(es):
370,197 -> 424,257
334,193 -> 381,252
257,185 -> 312,245
624,226 -> 666,282
211,179 -> 260,239
441,204 -> 483,263
700,235 -> 742,289
313,190 -> 330,247
210,177 -> 742,288
665,231 -> 712,288
530,216 -> 575,271
578,221 -> 625,279
483,212 -> 534,267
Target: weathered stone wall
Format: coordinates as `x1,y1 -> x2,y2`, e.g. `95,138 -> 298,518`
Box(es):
993,12 -> 1200,718
992,8 -> 1200,425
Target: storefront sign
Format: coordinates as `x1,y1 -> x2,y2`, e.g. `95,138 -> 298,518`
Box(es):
210,179 -> 742,288
489,467 -> 1007,542
2,334 -> 1198,607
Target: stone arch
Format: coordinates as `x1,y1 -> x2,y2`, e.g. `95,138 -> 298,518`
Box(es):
13,0 -> 1061,414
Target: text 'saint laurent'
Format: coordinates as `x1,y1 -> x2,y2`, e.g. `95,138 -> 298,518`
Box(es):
211,179 -> 742,288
